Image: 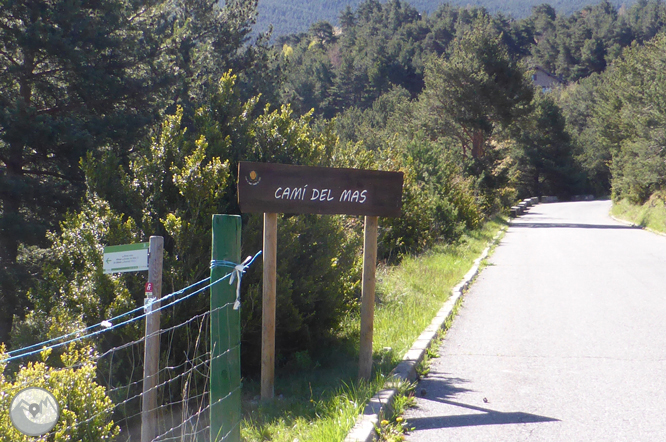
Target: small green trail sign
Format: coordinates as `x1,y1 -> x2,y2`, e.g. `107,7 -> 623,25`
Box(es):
103,243 -> 149,274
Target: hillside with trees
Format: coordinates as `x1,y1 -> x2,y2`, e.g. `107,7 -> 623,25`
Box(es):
276,0 -> 666,197
256,0 -> 628,36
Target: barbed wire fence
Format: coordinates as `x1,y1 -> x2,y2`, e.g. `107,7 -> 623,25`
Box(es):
1,245 -> 260,442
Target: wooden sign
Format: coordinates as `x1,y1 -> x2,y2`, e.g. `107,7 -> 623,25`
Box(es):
238,162 -> 404,396
237,162 -> 403,218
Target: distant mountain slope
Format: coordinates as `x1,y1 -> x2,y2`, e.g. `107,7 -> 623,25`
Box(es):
255,0 -> 347,36
256,0 -> 627,37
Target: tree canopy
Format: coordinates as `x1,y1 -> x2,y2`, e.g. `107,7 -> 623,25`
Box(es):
0,0 -> 265,344
0,0 -> 173,342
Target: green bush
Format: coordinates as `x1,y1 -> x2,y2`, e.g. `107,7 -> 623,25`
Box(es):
240,213 -> 360,371
611,138 -> 666,204
333,90 -> 481,260
379,136 -> 480,258
0,346 -> 119,442
16,73 -> 359,377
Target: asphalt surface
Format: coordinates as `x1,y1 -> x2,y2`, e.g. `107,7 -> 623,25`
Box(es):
404,201 -> 666,441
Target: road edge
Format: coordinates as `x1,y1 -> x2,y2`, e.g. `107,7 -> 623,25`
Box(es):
343,225 -> 508,442
608,211 -> 666,237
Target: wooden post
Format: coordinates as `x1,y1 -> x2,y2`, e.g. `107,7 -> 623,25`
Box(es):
359,216 -> 378,380
236,162 -> 403,386
141,236 -> 163,442
262,213 -> 278,399
210,215 -> 242,442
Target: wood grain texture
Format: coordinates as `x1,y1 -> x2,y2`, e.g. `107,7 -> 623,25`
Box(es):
359,216 -> 378,380
141,236 -> 163,442
262,213 -> 278,399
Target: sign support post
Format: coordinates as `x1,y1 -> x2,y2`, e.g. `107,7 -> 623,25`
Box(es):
210,215 -> 241,442
141,236 -> 164,442
237,162 -> 403,392
261,213 -> 278,399
358,216 -> 378,380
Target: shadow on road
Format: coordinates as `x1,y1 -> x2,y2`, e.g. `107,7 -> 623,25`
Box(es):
417,374 -> 474,399
510,222 -> 638,230
408,376 -> 560,431
407,398 -> 560,430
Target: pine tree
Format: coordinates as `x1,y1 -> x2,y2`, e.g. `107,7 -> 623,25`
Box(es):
513,92 -> 579,197
420,19 -> 533,159
0,0 -> 172,345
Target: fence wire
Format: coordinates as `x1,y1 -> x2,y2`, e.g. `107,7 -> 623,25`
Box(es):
1,253 -> 259,442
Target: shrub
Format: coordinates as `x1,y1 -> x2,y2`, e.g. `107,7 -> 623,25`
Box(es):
0,345 -> 119,442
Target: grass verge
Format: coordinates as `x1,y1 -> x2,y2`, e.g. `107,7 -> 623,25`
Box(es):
611,193 -> 666,234
240,216 -> 507,442
375,380 -> 417,442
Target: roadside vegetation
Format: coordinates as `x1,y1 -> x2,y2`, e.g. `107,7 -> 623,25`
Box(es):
240,218 -> 506,441
612,193 -> 666,235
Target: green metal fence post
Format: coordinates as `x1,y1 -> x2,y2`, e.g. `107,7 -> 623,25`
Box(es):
210,214 -> 241,442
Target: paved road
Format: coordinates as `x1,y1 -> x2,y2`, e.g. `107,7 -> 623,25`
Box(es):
404,201 -> 666,441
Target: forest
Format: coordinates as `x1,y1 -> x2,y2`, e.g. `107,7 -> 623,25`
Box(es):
2,0 -> 666,439
255,0 -> 627,36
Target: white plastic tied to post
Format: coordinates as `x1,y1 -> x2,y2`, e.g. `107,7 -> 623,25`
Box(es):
209,251 -> 262,311
144,297 -> 156,313
229,256 -> 253,310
